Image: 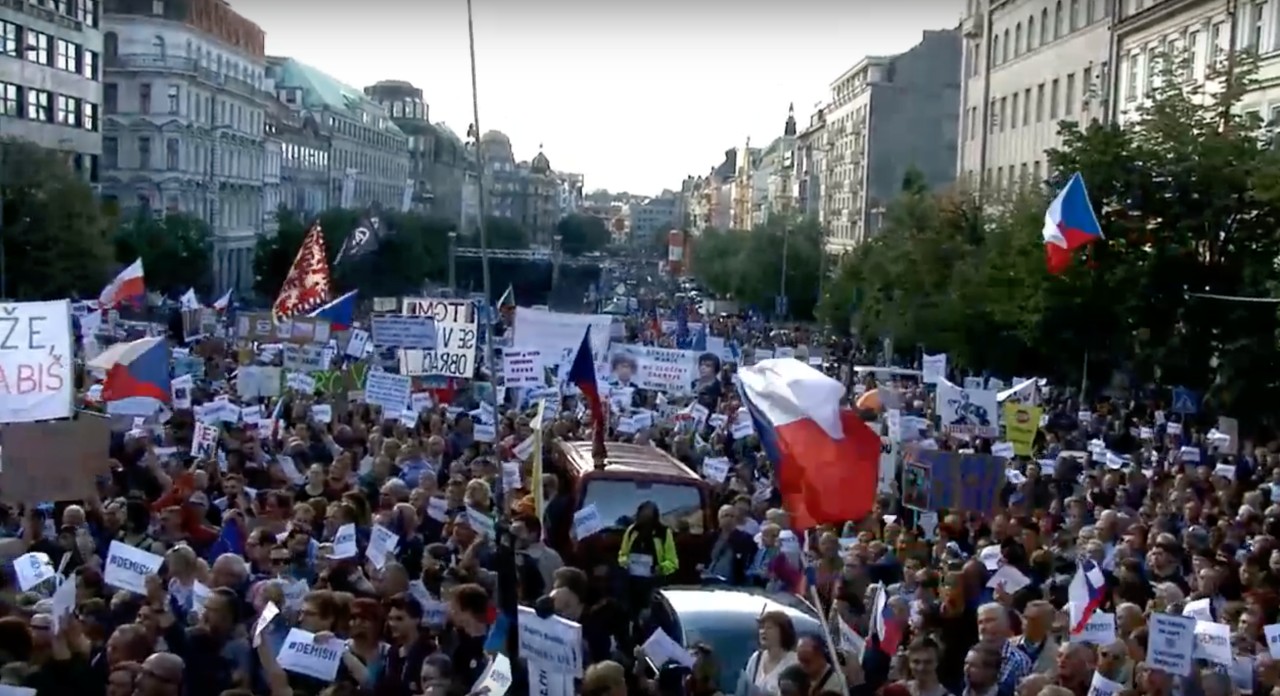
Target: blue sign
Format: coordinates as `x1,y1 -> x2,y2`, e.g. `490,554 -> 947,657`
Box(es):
370,315 -> 437,350
904,448 -> 1006,515
774,295 -> 788,317
1171,386 -> 1199,414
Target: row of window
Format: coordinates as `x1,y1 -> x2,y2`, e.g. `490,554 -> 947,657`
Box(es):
0,81 -> 98,130
29,0 -> 97,27
974,162 -> 1052,193
1,20 -> 98,80
1120,18 -> 1237,103
984,0 -> 1110,75
966,62 -> 1108,140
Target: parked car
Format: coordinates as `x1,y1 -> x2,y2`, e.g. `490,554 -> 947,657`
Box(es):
640,586 -> 825,693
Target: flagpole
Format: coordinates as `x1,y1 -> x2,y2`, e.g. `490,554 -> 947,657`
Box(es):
466,0 -> 519,669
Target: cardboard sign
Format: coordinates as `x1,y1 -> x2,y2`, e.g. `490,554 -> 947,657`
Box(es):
0,413 -> 112,503
235,312 -> 331,345
399,298 -> 477,378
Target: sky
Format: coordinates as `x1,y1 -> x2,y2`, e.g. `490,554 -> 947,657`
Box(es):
236,0 -> 964,195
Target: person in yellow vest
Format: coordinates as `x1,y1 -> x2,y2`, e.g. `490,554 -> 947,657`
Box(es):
617,501 -> 679,630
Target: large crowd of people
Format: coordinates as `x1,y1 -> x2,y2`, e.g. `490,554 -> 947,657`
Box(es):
0,291 -> 1277,696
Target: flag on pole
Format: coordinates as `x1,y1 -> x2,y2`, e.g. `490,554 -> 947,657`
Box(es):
567,327 -> 607,459
178,288 -> 201,311
1042,172 -> 1104,274
98,258 -> 145,308
212,290 -> 233,312
334,212 -> 384,264
531,398 -> 546,520
497,284 -> 516,325
272,222 -> 331,323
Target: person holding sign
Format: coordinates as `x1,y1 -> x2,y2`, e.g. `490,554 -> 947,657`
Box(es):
617,501 -> 680,629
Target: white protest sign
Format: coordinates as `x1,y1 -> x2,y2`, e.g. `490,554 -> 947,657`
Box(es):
1067,606 -> 1115,646
503,348 -> 545,388
935,379 -> 999,437
1192,620 -> 1232,665
0,300 -> 73,423
702,456 -> 730,484
104,540 -> 163,595
1182,597 -> 1213,622
611,344 -> 698,393
1088,672 -> 1124,696
51,573 -> 76,633
400,297 -> 477,378
572,504 -> 604,540
878,437 -> 898,494
517,605 -> 584,677
276,627 -> 345,681
529,663 -> 576,696
367,524 -> 400,569
921,353 -> 946,384
344,329 -> 370,358
1265,623 -> 1280,659
13,552 -> 56,591
282,344 -> 326,373
472,653 -> 513,696
1148,613 -> 1196,677
330,523 -> 358,559
513,307 -> 613,364
253,601 -> 280,647
191,421 -> 219,459
364,371 -> 412,412
642,627 -> 695,669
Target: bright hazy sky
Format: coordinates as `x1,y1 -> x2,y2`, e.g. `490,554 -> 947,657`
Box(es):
237,0 -> 963,195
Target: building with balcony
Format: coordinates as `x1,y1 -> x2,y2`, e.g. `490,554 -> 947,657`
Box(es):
265,95 -> 328,217
823,29 -> 961,251
478,130 -> 561,244
957,0 -> 1112,194
101,0 -> 270,294
794,106 -> 827,220
0,0 -> 103,178
261,112 -> 279,235
266,56 -> 409,212
363,80 -> 475,229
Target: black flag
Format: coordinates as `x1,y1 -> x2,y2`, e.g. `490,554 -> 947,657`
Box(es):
335,213 -> 383,264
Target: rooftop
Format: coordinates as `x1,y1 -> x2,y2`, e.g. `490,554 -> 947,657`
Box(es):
267,57 -> 405,136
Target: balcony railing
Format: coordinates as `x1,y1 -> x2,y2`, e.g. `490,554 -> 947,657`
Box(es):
106,54 -> 270,99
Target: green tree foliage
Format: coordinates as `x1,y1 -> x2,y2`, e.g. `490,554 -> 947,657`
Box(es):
461,216 -> 529,250
691,216 -> 823,318
253,208 -> 452,299
820,55 -> 1280,426
0,138 -> 112,300
113,212 -> 214,297
555,213 -> 610,255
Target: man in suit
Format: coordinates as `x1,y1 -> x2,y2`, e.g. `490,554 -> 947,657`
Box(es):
701,504 -> 757,585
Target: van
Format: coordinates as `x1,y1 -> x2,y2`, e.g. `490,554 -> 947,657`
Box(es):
549,440 -> 713,583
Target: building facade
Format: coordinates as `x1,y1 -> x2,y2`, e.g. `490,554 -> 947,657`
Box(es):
0,0 -> 103,177
958,0 -> 1113,194
824,29 -> 962,251
266,56 -> 409,213
266,96 -> 329,218
101,0 -> 270,294
477,130 -> 560,244
363,79 -> 474,228
794,106 -> 827,220
628,193 -> 680,244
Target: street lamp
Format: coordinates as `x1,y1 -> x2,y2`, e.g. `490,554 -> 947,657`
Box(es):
447,230 -> 457,290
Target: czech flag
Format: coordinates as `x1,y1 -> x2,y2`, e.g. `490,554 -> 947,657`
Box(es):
94,336 -> 171,414
871,583 -> 903,655
737,359 -> 880,529
1042,172 -> 1104,275
212,290 -> 233,312
307,289 -> 358,330
98,258 -> 146,308
567,327 -> 607,457
1068,558 -> 1107,634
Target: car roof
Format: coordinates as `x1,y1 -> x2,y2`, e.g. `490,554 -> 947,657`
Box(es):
657,585 -> 823,636
557,441 -> 704,481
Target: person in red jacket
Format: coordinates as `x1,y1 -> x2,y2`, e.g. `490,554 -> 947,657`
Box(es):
150,471 -> 219,550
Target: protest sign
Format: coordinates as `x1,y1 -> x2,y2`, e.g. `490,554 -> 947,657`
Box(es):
921,353 -> 946,384
331,523 -> 358,559
365,371 -> 412,412
513,307 -> 613,362
530,662 -> 575,696
400,298 -> 477,378
517,605 -> 584,677
103,540 -> 163,594
0,300 -> 73,424
473,654 -> 513,696
1067,607 -> 1115,645
1148,613 -> 1195,677
0,414 -> 111,503
235,313 -> 330,345
1002,402 -> 1042,457
902,446 -> 1005,515
609,344 -> 698,393
571,504 -> 604,540
276,628 -> 344,681
282,344 -> 326,373
307,360 -> 371,400
935,379 -> 999,437
370,314 -> 437,350
878,437 -> 898,494
13,552 -> 55,591
1192,620 -> 1232,665
367,524 -> 400,569
503,348 -> 545,388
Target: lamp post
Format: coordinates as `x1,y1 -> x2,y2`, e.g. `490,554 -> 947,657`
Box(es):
447,230 -> 457,290
464,0 -> 519,669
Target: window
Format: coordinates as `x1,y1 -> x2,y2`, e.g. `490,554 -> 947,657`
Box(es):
1087,0 -> 1096,23
1000,97 -> 1008,130
1028,16 -> 1036,50
1269,104 -> 1280,127
82,0 -> 98,27
1188,30 -> 1202,78
82,49 -> 97,80
103,137 -> 118,168
992,34 -> 1001,66
1036,83 -> 1046,121
26,89 -> 50,121
82,101 -> 98,131
56,95 -> 79,126
138,136 -> 152,169
25,30 -> 51,65
1054,1 -> 1064,38
1023,88 -> 1032,124
0,82 -> 18,117
139,83 -> 151,113
1065,73 -> 1076,115
1033,161 -> 1042,179
167,84 -> 179,114
1015,23 -> 1023,55
1002,29 -> 1010,62
1251,1 -> 1267,50
56,39 -> 76,72
1011,92 -> 1020,128
166,138 -> 179,170
1145,46 -> 1157,92
104,83 -> 117,113
1,20 -> 18,57
1082,66 -> 1093,105
1040,8 -> 1049,43
1050,78 -> 1060,118
1211,23 -> 1224,63
1126,53 -> 1139,99
1070,0 -> 1081,30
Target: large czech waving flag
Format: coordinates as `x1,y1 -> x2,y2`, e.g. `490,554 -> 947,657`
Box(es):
307,289 -> 358,330
91,336 -> 171,415
1043,172 -> 1104,274
98,258 -> 146,308
1067,558 -> 1108,634
737,359 -> 880,529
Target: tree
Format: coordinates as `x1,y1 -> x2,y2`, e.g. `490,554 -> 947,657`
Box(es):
555,213 -> 610,256
690,216 -> 824,318
113,212 -> 214,297
0,138 -> 113,300
464,216 -> 529,250
819,53 -> 1280,428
